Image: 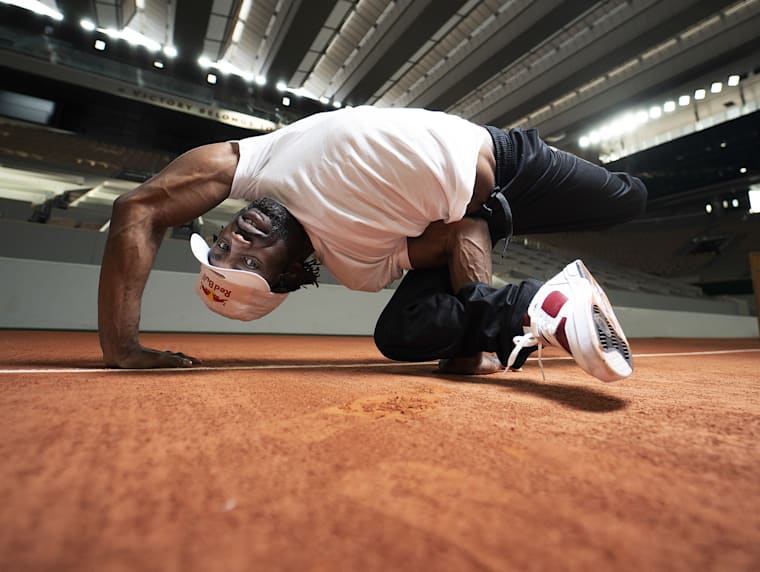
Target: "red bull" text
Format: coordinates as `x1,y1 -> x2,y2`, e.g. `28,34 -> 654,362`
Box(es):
201,274 -> 232,302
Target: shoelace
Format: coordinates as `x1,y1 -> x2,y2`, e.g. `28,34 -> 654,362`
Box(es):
506,333 -> 546,381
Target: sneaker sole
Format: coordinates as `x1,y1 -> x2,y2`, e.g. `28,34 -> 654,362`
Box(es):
564,260 -> 633,382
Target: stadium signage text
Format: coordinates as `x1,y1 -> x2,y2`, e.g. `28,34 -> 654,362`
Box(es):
116,86 -> 277,132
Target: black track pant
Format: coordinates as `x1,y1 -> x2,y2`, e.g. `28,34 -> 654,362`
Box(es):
373,126 -> 647,364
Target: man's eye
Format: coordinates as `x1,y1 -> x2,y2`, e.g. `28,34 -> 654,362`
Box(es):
217,240 -> 230,252
243,257 -> 258,269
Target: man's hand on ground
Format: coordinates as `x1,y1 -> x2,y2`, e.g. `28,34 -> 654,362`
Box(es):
105,346 -> 202,369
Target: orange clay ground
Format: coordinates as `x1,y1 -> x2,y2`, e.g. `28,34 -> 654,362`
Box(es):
1,331 -> 759,572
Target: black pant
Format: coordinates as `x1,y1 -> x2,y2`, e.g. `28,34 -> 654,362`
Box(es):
373,126 -> 647,364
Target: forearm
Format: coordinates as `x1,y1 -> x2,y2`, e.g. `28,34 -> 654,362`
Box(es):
97,198 -> 164,364
407,217 -> 493,292
447,219 -> 492,291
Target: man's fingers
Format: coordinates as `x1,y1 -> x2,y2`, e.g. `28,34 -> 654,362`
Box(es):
176,352 -> 202,364
162,351 -> 201,367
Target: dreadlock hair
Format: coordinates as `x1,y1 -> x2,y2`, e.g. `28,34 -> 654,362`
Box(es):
270,256 -> 320,293
301,257 -> 321,286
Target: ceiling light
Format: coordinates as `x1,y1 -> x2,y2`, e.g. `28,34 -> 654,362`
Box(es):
710,82 -> 722,94
153,60 -> 164,69
2,0 -> 63,20
94,39 -> 106,51
589,130 -> 600,144
80,19 -> 96,31
678,95 -> 690,106
663,101 -> 676,112
635,110 -> 648,124
163,45 -> 178,58
705,204 -> 712,214
727,75 -> 740,87
239,0 -> 252,21
319,97 -> 329,105
254,75 -> 266,86
333,101 -> 342,109
579,136 -> 590,148
198,57 -> 211,68
722,200 -> 729,208
649,106 -> 662,119
739,167 -> 747,174
731,198 -> 739,208
217,60 -> 236,75
694,89 -> 706,100
232,21 -> 244,43
207,73 -> 217,85
622,113 -> 636,132
276,81 -> 287,91
282,96 -> 291,107
749,188 -> 760,214
121,27 -> 161,51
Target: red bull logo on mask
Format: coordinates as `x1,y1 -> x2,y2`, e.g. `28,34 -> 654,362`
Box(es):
201,273 -> 232,304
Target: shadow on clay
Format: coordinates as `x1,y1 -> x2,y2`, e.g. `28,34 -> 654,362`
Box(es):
6,360 -> 627,414
419,368 -> 629,413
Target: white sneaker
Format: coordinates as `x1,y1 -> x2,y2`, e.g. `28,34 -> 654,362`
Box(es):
507,260 -> 633,382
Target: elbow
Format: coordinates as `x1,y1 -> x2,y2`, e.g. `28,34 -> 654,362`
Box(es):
111,190 -> 152,220
111,192 -> 134,219
111,191 -> 142,215
108,190 -> 160,235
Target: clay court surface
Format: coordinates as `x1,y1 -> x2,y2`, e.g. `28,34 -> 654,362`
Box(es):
1,330 -> 758,571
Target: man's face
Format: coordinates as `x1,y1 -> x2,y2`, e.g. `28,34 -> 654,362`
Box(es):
208,198 -> 294,285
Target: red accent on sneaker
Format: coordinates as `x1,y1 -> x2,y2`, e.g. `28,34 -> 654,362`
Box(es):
522,313 -> 531,328
542,291 -> 568,318
555,317 -> 571,354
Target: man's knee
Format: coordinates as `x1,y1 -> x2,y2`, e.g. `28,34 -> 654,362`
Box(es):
623,174 -> 648,219
373,314 -> 397,359
632,176 -> 648,209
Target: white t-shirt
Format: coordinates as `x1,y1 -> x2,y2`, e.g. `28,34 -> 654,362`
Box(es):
230,106 -> 487,291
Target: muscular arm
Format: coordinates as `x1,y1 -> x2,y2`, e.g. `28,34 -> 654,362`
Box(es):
98,142 -> 239,368
406,217 -> 493,291
407,217 -> 501,374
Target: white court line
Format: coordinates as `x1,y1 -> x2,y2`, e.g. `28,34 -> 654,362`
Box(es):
1,348 -> 757,374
